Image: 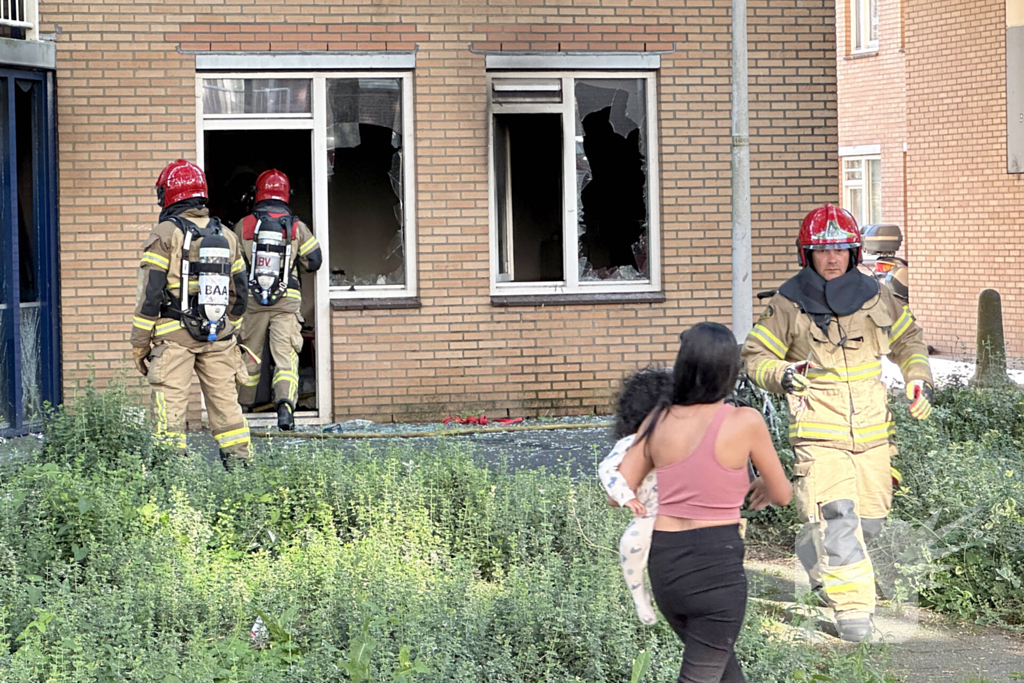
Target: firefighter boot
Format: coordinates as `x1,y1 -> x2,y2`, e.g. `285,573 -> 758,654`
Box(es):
836,615 -> 873,643
277,401 -> 294,430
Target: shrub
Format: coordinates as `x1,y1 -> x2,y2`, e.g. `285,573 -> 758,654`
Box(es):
0,385 -> 891,682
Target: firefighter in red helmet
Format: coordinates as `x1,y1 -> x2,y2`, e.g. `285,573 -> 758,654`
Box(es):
741,204 -> 933,642
233,169 -> 322,430
130,159 -> 252,468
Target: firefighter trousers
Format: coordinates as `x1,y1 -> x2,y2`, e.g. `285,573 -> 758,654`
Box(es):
791,442 -> 893,618
147,338 -> 251,460
238,309 -> 303,409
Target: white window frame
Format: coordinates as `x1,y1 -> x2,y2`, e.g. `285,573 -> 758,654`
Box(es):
851,0 -> 879,54
841,154 -> 881,227
195,70 -> 417,424
486,70 -> 661,297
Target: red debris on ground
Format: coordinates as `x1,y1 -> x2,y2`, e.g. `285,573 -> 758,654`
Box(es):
441,415 -> 523,426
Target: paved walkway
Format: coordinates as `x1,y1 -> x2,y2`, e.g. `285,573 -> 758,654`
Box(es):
746,556 -> 1024,682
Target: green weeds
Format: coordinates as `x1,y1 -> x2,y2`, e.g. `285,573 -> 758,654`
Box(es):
0,382 -> 894,681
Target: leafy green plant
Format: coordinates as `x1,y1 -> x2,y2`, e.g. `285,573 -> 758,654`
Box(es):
0,384 -> 896,682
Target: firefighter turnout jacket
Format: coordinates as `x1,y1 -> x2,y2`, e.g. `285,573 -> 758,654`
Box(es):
742,285 -> 932,452
131,207 -> 247,349
235,209 -> 322,315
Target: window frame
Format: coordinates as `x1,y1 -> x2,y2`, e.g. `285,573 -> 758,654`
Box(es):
486,70 -> 661,298
195,70 -> 417,426
0,68 -> 61,437
851,0 -> 879,54
195,71 -> 418,302
841,154 -> 881,227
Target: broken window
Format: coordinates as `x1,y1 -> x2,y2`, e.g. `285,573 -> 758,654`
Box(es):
0,73 -> 58,433
575,79 -> 649,282
489,73 -> 657,294
325,78 -> 406,288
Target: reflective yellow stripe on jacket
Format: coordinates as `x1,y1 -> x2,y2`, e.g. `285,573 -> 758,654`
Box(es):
889,306 -> 914,344
749,324 -> 788,359
133,316 -> 156,333
789,420 -> 896,444
141,252 -> 169,270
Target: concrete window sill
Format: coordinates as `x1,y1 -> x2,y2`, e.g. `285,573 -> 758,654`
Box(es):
330,297 -> 421,311
490,292 -> 666,307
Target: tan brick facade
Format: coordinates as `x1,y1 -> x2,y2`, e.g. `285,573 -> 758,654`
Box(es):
45,0 -> 839,422
836,0 -> 907,229
841,0 -> 1024,358
905,0 -> 1024,357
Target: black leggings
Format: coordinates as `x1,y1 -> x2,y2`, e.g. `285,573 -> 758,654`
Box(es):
648,525 -> 747,683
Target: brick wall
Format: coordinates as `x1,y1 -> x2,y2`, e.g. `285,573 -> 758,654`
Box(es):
836,0 -> 907,228
905,0 -> 1024,357
44,0 -> 838,422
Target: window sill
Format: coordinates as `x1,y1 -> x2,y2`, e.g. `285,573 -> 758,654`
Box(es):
330,297 -> 421,311
490,291 -> 666,307
845,49 -> 879,60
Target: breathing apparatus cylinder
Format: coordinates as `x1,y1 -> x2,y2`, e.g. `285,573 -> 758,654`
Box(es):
254,228 -> 284,305
197,232 -> 231,341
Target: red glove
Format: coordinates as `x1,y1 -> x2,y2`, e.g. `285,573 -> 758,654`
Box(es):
906,380 -> 934,420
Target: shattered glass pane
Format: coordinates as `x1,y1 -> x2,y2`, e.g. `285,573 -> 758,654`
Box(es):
575,79 -> 649,282
16,79 -> 43,425
202,79 -> 311,115
0,83 -> 12,429
0,308 -> 10,430
19,304 -> 42,423
326,78 -> 406,287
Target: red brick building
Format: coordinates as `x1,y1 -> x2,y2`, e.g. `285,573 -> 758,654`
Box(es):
838,0 -> 1024,358
0,0 -> 841,433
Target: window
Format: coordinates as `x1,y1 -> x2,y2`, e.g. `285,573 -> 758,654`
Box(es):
851,0 -> 879,53
842,156 -> 881,227
0,70 -> 61,436
488,72 -> 660,296
197,72 -> 415,299
196,70 -> 416,423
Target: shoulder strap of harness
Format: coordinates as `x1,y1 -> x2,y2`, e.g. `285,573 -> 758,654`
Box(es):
160,215 -> 231,341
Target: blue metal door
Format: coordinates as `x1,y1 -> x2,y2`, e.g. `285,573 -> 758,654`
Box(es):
0,68 -> 60,436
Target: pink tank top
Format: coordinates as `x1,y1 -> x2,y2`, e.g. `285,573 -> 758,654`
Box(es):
655,403 -> 750,521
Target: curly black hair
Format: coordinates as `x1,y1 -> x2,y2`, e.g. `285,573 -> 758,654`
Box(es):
612,366 -> 674,439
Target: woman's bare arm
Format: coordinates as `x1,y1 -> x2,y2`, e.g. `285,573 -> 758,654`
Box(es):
617,413 -> 657,492
740,408 -> 792,506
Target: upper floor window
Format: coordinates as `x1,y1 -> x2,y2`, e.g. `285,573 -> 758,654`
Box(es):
842,156 -> 881,227
488,72 -> 660,297
851,0 -> 879,53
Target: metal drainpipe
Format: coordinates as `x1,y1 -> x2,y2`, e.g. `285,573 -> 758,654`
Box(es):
731,0 -> 752,343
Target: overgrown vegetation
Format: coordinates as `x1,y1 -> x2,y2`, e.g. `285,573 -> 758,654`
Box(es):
0,382 -> 893,682
743,378 -> 1024,626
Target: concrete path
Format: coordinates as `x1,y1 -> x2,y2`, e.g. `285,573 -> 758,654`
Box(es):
746,555 -> 1024,682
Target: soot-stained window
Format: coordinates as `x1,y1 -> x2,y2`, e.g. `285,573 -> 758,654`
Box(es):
489,73 -> 657,295
575,79 -> 649,282
325,78 -> 406,288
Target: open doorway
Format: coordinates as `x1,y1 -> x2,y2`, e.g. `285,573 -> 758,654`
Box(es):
203,129 -> 319,416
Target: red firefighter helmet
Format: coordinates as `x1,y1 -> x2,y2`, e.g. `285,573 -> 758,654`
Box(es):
254,169 -> 290,204
155,159 -> 207,208
797,204 -> 862,267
